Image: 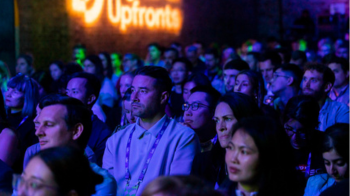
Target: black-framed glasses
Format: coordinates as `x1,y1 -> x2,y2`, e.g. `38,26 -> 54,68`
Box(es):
182,102 -> 210,111
284,127 -> 307,139
272,73 -> 290,80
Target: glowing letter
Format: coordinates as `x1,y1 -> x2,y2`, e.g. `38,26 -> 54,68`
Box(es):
132,1 -> 139,26
121,5 -> 133,30
108,0 -> 121,23
72,0 -> 104,24
145,8 -> 156,28
155,8 -> 165,28
138,7 -> 146,26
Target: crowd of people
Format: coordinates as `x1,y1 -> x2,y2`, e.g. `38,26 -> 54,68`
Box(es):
0,36 -> 348,196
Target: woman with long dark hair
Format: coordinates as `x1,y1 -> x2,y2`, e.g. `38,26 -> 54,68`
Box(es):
223,116 -> 303,196
304,123 -> 349,196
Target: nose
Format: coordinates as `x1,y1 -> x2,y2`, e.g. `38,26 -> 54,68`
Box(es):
329,164 -> 338,175
35,125 -> 45,137
230,150 -> 239,164
184,109 -> 192,117
131,90 -> 138,102
17,181 -> 27,196
218,119 -> 226,132
235,83 -> 241,92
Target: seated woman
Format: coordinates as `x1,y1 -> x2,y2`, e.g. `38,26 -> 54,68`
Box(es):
283,95 -> 324,184
304,123 -> 349,196
14,146 -> 103,196
5,74 -> 39,173
223,116 -> 303,196
191,92 -> 262,188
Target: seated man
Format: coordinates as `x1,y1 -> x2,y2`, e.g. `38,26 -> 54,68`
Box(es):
223,59 -> 250,92
66,72 -> 112,166
271,64 -> 303,115
327,57 -> 349,105
302,63 -> 349,131
24,95 -> 116,196
259,51 -> 282,86
103,66 -> 200,196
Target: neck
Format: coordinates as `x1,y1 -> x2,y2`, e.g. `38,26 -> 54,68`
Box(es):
139,111 -> 165,130
279,87 -> 298,106
238,182 -> 259,195
333,83 -> 348,94
11,108 -> 22,114
174,84 -> 182,94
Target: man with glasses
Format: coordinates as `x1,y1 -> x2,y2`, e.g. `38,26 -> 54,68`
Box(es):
270,64 -> 303,115
103,66 -> 200,196
183,85 -> 221,149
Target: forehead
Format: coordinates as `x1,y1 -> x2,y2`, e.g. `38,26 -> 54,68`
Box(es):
165,51 -> 175,56
259,60 -> 273,69
188,92 -> 208,104
224,69 -> 239,75
84,60 -> 94,66
204,54 -> 215,59
236,74 -> 250,81
285,118 -> 303,129
232,129 -> 257,149
304,70 -> 323,79
120,75 -> 133,83
173,62 -> 186,69
132,75 -> 157,89
38,105 -> 67,122
215,102 -> 234,116
184,81 -> 196,90
328,63 -> 342,70
68,78 -> 87,89
24,157 -> 54,182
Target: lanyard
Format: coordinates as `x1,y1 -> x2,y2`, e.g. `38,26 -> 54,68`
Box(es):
305,152 -> 312,178
17,116 -> 28,130
124,117 -> 170,190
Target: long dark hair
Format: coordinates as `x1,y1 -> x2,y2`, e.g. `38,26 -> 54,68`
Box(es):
230,116 -> 302,196
33,146 -> 103,196
7,74 -> 40,118
99,52 -> 113,79
217,92 -> 262,121
323,123 -> 349,177
235,70 -> 266,107
84,55 -> 104,82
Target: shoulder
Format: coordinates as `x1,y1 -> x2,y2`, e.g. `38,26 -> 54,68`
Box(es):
169,119 -> 196,136
107,124 -> 134,141
306,174 -> 331,189
328,99 -> 349,110
0,128 -> 17,140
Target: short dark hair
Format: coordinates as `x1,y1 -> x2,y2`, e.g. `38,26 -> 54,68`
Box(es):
204,48 -> 219,59
190,85 -> 221,112
73,44 -> 86,51
279,64 -> 304,88
33,146 -> 103,196
18,54 -> 33,67
165,47 -> 179,59
172,58 -> 193,72
134,66 -> 172,95
39,94 -> 93,150
70,72 -> 102,106
291,50 -> 307,62
259,51 -> 282,67
84,55 -> 104,82
328,57 -> 349,72
99,52 -> 113,79
283,95 -> 320,131
304,62 -> 335,86
50,60 -> 64,71
223,59 -> 250,71
186,73 -> 211,87
64,62 -> 83,75
148,43 -> 162,52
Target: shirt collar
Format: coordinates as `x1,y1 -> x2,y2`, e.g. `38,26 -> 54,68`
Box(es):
135,115 -> 168,138
320,97 -> 332,113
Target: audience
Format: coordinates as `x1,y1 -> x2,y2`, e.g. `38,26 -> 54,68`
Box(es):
0,32 -> 349,196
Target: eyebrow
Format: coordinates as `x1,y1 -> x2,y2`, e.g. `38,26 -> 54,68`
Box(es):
230,141 -> 255,151
323,158 -> 343,162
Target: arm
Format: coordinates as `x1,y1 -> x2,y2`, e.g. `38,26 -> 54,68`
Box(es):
0,128 -> 19,167
102,137 -> 115,176
94,126 -> 112,167
170,132 -> 201,175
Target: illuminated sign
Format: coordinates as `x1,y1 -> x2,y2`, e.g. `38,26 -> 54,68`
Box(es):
70,0 -> 183,34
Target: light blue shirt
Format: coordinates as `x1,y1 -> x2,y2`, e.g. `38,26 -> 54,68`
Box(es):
304,173 -> 336,196
103,115 -> 201,196
318,98 -> 349,131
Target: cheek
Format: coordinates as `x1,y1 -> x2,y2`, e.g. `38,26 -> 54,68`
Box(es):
336,164 -> 348,176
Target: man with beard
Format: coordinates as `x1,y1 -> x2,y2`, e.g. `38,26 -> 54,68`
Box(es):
301,63 -> 349,131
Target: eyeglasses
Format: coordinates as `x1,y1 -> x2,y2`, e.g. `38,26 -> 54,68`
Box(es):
13,174 -> 58,195
182,102 -> 210,111
284,127 -> 307,139
272,73 -> 290,80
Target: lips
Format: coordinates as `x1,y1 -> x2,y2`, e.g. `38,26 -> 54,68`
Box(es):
219,135 -> 229,140
228,166 -> 240,174
184,119 -> 193,124
39,141 -> 47,146
5,99 -> 10,102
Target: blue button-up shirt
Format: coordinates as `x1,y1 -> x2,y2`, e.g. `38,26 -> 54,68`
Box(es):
318,98 -> 349,131
103,115 -> 201,196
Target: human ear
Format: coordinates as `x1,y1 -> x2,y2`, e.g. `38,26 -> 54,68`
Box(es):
160,91 -> 169,105
287,77 -> 294,86
324,82 -> 332,92
72,123 -> 84,141
87,94 -> 97,105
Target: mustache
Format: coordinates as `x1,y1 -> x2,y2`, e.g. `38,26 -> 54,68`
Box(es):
131,102 -> 142,107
